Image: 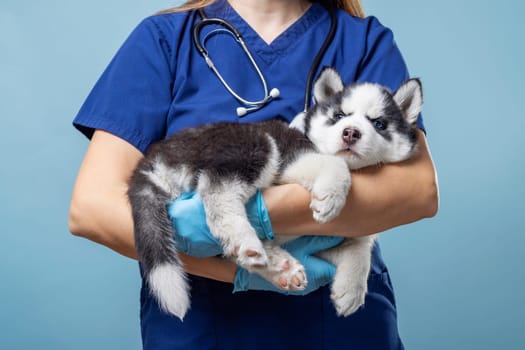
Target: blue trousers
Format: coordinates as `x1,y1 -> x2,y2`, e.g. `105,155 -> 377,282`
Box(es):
140,245 -> 405,350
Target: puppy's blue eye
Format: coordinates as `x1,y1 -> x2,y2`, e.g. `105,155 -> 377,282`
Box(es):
373,119 -> 387,130
333,113 -> 345,121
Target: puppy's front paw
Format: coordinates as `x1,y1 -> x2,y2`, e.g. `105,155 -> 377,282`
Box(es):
310,189 -> 347,223
330,278 -> 367,317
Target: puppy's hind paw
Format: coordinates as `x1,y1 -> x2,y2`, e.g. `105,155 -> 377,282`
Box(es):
255,247 -> 307,291
330,284 -> 366,317
276,261 -> 307,291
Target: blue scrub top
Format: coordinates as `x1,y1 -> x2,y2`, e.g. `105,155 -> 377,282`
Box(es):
74,1 -> 424,349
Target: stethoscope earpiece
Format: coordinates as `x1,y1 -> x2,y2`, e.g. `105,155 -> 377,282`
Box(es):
269,88 -> 280,99
236,107 -> 248,117
235,88 -> 280,117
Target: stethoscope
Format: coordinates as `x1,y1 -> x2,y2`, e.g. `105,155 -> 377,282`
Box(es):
192,6 -> 337,117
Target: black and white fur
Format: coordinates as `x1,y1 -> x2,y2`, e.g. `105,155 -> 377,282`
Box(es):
128,67 -> 423,320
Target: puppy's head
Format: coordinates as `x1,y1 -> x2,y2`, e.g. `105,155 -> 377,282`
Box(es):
292,68 -> 423,169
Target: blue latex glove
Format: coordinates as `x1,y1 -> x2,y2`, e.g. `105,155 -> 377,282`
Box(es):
167,191 -> 274,258
233,235 -> 344,295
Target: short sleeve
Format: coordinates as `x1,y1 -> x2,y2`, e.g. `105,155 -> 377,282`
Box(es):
73,17 -> 173,153
357,17 -> 425,133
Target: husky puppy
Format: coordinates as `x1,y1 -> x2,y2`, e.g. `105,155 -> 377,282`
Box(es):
289,68 -> 422,316
128,67 -> 422,320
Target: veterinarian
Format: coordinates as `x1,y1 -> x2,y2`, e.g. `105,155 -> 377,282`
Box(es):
69,0 -> 438,349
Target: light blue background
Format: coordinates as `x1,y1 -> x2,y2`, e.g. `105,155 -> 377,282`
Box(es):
1,0 -> 523,349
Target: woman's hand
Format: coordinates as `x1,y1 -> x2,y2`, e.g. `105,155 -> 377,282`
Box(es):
167,191 -> 274,257
169,192 -> 344,295
233,236 -> 343,295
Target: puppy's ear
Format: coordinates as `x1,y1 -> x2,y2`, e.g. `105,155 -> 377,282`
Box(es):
393,78 -> 423,124
313,67 -> 344,104
289,111 -> 306,132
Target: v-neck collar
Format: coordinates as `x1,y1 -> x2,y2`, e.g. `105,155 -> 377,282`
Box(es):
203,1 -> 327,64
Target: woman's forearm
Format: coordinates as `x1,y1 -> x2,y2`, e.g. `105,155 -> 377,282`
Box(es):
69,187 -> 237,283
68,185 -> 139,259
264,131 -> 439,237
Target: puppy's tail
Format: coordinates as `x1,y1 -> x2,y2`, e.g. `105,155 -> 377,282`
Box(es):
128,170 -> 190,320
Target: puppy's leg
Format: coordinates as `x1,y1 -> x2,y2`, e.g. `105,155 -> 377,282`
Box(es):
279,152 -> 351,223
198,177 -> 268,269
318,235 -> 376,316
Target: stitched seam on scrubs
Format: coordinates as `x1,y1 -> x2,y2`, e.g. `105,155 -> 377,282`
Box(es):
151,18 -> 173,58
321,287 -> 326,350
73,115 -> 152,153
261,7 -> 327,69
205,2 -> 327,66
149,16 -> 179,83
270,4 -> 325,54
355,17 -> 383,77
208,281 -> 220,349
255,3 -> 327,65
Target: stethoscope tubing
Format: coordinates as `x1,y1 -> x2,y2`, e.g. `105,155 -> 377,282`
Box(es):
303,7 -> 336,112
192,6 -> 337,115
194,10 -> 273,111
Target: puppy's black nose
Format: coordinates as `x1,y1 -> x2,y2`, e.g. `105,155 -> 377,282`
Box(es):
342,128 -> 361,145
